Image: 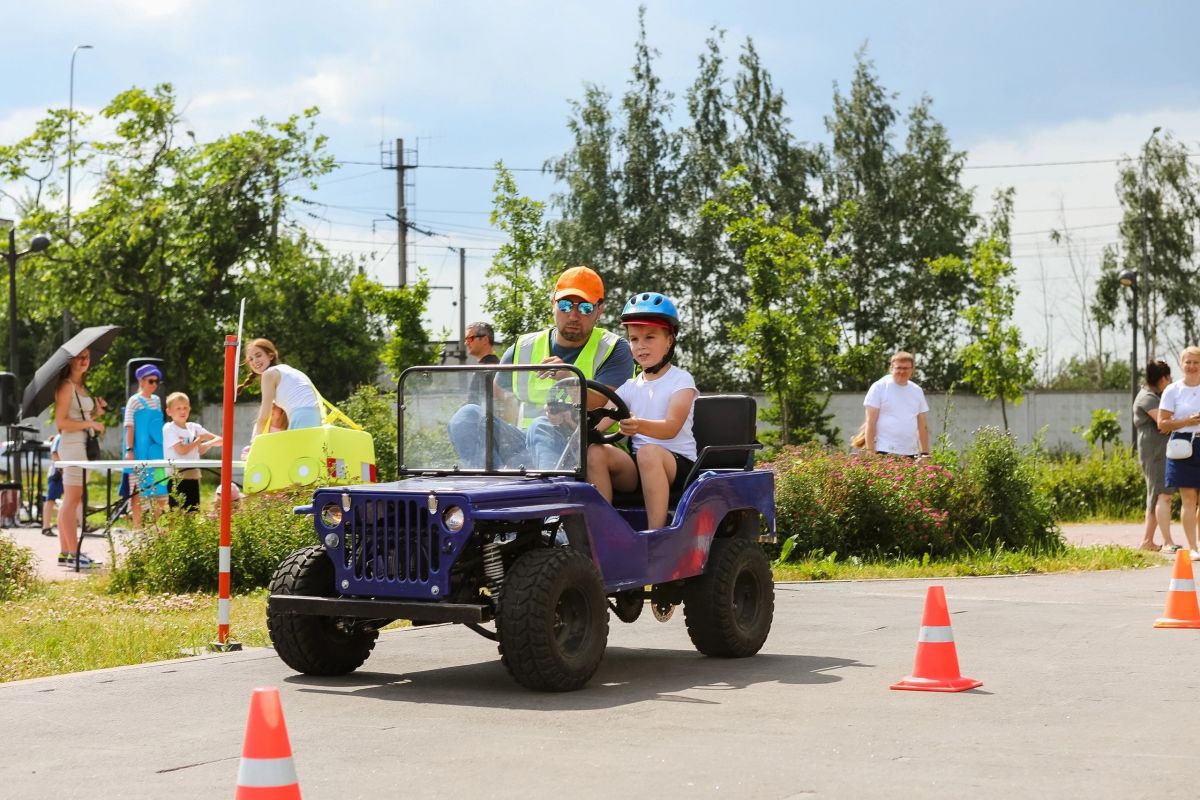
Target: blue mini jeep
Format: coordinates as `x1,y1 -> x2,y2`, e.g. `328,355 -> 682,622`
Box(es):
266,364 -> 776,691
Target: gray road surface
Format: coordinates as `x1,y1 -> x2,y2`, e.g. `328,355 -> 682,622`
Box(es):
3,566 -> 1196,799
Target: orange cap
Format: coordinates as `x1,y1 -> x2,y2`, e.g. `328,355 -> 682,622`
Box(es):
554,266 -> 604,304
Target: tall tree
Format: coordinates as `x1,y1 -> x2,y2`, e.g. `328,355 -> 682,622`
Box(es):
705,168 -> 852,444
675,29 -> 742,390
612,5 -> 679,316
485,163 -> 558,345
825,49 -> 978,391
1,84 -> 408,402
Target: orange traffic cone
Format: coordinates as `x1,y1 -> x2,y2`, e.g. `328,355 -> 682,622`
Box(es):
890,585 -> 983,693
1155,549 -> 1200,629
235,687 -> 301,799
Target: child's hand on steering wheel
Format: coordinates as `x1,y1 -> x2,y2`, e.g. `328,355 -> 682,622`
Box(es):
618,416 -> 641,436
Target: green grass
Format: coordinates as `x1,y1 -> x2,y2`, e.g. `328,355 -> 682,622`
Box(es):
772,543 -> 1159,581
0,543 -> 1163,683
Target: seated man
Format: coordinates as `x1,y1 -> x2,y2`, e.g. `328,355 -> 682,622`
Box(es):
448,265 -> 633,469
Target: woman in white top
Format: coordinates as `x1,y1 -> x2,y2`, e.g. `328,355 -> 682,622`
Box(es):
240,338 -> 322,439
1157,345 -> 1200,560
53,348 -> 108,567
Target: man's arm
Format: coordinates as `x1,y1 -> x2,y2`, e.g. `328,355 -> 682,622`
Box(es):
864,405 -> 881,453
917,411 -> 930,454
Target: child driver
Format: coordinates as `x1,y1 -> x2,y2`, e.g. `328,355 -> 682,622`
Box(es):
587,292 -> 697,529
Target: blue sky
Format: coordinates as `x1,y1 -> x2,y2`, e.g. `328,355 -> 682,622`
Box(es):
2,0 -> 1197,373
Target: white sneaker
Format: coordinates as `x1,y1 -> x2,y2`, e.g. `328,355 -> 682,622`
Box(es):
1190,550 -> 1200,562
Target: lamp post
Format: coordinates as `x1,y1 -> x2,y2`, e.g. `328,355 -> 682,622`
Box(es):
1119,269 -> 1138,449
67,44 -> 94,235
4,226 -> 51,385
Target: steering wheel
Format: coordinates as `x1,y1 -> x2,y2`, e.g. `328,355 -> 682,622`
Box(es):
584,380 -> 631,445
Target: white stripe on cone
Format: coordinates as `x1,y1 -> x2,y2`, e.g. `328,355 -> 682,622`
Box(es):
237,755 -> 298,787
1168,578 -> 1196,592
917,625 -> 954,643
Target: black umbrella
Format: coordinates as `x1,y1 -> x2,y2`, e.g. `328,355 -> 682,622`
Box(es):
20,325 -> 122,419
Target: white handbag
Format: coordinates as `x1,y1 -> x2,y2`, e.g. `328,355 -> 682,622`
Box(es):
1167,433 -> 1195,460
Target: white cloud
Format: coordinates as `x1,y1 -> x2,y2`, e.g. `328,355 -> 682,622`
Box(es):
109,0 -> 195,19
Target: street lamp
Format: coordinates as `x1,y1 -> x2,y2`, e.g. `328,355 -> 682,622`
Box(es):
4,226 -> 51,386
67,44 -> 94,235
1119,268 -> 1138,449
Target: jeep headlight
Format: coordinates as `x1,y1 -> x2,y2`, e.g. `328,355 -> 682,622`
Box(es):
442,505 -> 465,532
320,502 -> 343,527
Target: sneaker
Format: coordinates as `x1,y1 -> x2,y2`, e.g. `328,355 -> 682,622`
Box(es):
57,552 -> 101,569
1163,544 -> 1183,554
1191,550 -> 1200,562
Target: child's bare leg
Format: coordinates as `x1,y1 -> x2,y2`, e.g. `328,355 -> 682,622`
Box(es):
636,445 -> 677,530
587,444 -> 637,503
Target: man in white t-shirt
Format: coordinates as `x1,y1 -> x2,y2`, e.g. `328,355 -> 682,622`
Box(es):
863,351 -> 930,457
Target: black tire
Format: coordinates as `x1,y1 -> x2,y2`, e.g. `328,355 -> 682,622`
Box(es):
267,545 -> 378,676
497,548 -> 609,691
683,538 -> 774,657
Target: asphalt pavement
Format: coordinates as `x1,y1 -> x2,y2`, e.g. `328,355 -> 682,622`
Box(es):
1,564 -> 1196,799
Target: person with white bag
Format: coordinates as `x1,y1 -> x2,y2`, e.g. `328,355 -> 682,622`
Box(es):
1157,346 -> 1200,560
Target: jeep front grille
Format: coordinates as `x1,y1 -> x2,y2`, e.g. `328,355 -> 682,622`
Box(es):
343,497 -> 442,587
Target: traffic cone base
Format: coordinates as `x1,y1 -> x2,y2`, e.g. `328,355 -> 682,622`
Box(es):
891,674 -> 984,693
890,585 -> 982,693
1154,550 -> 1200,629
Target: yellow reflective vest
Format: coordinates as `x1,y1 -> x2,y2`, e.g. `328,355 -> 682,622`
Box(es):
512,327 -> 622,428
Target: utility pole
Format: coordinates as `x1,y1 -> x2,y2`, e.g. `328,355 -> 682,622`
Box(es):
459,248 -> 467,356
396,138 -> 407,287
382,138 -> 412,287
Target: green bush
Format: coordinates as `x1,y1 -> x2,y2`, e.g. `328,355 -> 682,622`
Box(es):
1035,445 -> 1145,522
768,426 -> 1061,561
955,427 -> 1059,552
110,489 -> 316,594
0,536 -> 38,599
338,384 -> 398,482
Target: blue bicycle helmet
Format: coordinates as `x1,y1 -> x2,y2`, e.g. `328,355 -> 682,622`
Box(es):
621,292 -> 679,331
621,292 -> 679,374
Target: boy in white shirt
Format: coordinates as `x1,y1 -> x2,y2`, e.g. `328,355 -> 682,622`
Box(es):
588,292 -> 697,530
162,392 -> 221,511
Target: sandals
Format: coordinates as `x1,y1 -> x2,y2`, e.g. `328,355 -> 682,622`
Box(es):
41,527 -> 56,537
1138,542 -> 1162,552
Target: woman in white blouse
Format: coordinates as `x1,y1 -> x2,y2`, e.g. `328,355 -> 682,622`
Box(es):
1157,346 -> 1200,560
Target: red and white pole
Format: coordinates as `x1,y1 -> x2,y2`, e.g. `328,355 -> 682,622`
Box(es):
212,333 -> 242,652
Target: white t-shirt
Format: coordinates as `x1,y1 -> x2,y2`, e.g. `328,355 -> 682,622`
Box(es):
163,420 -> 211,479
863,375 -> 929,455
615,365 -> 698,460
1159,380 -> 1200,434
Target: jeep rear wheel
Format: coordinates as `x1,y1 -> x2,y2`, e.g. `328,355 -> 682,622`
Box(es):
498,548 -> 608,691
268,545 -> 379,675
683,537 -> 774,657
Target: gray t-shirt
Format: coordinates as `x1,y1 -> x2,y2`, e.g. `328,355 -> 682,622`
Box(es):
1134,388 -> 1168,464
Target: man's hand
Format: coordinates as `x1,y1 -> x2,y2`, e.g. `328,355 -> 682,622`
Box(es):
535,356 -> 567,380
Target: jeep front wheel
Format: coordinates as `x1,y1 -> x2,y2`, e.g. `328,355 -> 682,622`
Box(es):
267,545 -> 379,675
498,548 -> 609,691
683,537 -> 774,657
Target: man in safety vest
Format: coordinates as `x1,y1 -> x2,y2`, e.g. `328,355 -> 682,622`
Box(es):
448,265 -> 634,468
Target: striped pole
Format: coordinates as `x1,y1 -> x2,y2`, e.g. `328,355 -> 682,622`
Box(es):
212,334 -> 243,652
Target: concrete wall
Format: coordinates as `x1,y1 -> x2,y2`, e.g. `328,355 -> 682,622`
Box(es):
822,390 -> 1131,452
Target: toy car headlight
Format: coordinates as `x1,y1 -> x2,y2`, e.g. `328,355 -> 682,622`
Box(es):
442,506 -> 465,532
320,502 -> 343,527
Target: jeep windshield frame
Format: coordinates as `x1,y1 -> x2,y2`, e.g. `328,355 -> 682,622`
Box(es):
396,363 -> 592,479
